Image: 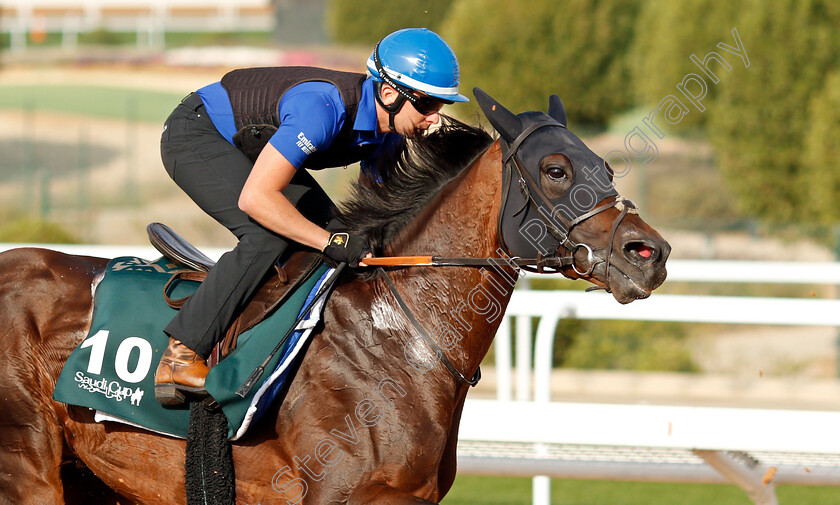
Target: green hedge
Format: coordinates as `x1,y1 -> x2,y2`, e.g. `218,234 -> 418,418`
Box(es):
440,0 -> 641,124
801,70 -> 840,225
706,0 -> 840,223
554,319 -> 697,372
326,0 -> 455,46
629,0 -> 745,130
0,217 -> 78,243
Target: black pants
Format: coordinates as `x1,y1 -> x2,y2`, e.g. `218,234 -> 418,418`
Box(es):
161,93 -> 336,358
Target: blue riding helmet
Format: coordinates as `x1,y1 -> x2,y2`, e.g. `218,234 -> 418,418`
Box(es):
367,28 -> 469,104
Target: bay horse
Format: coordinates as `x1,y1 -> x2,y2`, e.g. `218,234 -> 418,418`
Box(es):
0,89 -> 669,504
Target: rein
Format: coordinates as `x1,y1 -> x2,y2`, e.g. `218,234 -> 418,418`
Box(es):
379,268 -> 480,387
363,254 -> 575,270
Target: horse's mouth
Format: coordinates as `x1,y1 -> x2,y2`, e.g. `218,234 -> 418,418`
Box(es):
610,266 -> 652,304
586,262 -> 656,304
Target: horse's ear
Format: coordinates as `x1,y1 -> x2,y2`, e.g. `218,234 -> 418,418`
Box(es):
548,95 -> 567,127
473,87 -> 522,143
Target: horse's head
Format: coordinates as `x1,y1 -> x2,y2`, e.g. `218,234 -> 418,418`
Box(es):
475,88 -> 670,303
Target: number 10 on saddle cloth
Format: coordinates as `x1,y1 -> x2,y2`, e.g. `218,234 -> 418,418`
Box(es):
53,256 -> 335,440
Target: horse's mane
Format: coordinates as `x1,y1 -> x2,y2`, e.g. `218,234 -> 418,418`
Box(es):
338,115 -> 494,253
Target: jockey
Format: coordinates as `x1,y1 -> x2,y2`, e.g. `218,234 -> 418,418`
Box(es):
154,28 -> 469,405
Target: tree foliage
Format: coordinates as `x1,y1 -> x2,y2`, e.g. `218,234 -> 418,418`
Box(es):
706,0 -> 840,223
629,0 -> 745,129
326,0 -> 455,46
554,319 -> 696,372
0,217 -> 78,243
322,0 -> 840,228
801,71 -> 840,225
440,0 -> 641,124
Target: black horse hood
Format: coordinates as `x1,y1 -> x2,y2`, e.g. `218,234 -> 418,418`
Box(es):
474,87 -> 617,260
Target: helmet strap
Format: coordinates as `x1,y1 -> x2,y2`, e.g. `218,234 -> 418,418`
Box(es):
374,80 -> 407,132
372,41 -> 419,132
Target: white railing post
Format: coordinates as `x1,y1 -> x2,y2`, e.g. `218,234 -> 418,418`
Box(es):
515,276 -> 532,402
532,310 -> 562,505
494,316 -> 512,402
10,21 -> 27,52
515,315 -> 532,401
532,476 -> 550,505
61,17 -> 79,50
84,0 -> 102,30
9,2 -> 32,52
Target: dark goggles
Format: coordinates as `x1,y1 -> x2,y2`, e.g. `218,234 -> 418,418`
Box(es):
408,93 -> 450,115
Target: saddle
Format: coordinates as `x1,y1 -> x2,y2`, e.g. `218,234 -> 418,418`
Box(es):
146,222 -> 323,367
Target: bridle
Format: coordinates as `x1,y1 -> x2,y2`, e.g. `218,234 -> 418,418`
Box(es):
372,119 -> 638,278
497,119 -> 638,288
371,118 -> 636,388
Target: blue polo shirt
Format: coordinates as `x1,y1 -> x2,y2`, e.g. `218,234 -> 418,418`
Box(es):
196,78 -> 393,175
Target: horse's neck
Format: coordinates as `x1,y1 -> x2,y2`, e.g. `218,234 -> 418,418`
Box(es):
384,143 -> 517,380
387,142 -> 505,260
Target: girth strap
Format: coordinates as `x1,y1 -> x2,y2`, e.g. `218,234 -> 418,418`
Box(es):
379,268 -> 480,388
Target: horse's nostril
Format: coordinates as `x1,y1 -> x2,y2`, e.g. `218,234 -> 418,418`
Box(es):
625,241 -> 656,262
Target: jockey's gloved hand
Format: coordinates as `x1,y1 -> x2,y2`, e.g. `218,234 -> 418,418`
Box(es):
322,232 -> 371,268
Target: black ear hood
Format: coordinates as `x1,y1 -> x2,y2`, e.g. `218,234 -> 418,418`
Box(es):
474,87 -> 522,143
474,87 -> 617,262
547,94 -> 567,126
475,88 -> 567,137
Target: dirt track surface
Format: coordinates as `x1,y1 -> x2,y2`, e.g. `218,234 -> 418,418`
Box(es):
0,63 -> 379,248
1,64 -> 236,247
0,62 -> 224,92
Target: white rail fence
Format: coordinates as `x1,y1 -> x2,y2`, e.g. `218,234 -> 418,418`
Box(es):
1,0 -> 274,51
462,260 -> 840,505
2,244 -> 839,504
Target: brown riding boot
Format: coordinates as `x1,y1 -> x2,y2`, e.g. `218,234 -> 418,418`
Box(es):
154,337 -> 209,406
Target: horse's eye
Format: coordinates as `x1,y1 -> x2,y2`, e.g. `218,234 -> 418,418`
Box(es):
547,166 -> 567,181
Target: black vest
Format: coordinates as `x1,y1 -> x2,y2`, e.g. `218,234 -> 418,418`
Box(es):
220,66 -> 378,168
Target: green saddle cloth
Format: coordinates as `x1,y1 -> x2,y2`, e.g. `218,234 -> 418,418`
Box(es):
53,256 -> 331,439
